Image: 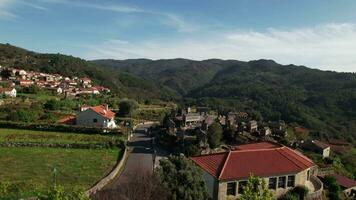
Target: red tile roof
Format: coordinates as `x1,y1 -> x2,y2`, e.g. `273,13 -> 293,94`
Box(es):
58,115 -> 76,125
191,142 -> 314,180
233,142 -> 281,150
331,174 -> 356,189
90,105 -> 115,119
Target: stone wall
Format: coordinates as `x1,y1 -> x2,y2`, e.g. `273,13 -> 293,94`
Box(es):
85,147 -> 129,197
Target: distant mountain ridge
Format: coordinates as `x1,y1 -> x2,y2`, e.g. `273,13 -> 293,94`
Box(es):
0,43 -> 355,140
94,58 -> 356,140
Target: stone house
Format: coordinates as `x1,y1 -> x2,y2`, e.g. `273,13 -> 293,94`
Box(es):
301,140 -> 330,158
76,105 -> 117,128
191,142 -> 323,200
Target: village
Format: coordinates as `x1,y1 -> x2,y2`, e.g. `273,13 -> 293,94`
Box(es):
159,106 -> 356,200
0,66 -> 110,98
0,64 -> 354,200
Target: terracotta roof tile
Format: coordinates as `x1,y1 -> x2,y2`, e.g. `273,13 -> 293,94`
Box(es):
90,105 -> 115,119
331,174 -> 356,189
191,142 -> 314,181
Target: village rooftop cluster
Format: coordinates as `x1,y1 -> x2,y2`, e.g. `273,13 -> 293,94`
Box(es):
0,66 -> 110,97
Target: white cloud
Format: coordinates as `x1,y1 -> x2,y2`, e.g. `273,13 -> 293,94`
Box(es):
82,23 -> 356,72
0,0 -> 18,19
37,0 -> 200,33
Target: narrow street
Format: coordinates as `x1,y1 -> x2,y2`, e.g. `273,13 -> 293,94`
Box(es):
92,124 -> 155,200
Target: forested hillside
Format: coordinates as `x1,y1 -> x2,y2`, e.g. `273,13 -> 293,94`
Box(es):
0,43 -> 169,98
1,43 -> 355,141
95,59 -> 356,141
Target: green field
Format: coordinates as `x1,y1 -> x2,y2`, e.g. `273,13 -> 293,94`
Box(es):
0,147 -> 119,191
0,128 -> 122,146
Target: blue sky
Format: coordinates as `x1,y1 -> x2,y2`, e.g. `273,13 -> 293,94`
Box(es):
1,0 -> 356,72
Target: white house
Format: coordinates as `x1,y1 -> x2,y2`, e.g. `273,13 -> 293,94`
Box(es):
0,88 -> 16,97
76,105 -> 117,128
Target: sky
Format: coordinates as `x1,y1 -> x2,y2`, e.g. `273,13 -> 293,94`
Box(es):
1,0 -> 356,72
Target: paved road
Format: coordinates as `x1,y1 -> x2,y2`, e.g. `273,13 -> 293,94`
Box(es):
92,124 -> 155,200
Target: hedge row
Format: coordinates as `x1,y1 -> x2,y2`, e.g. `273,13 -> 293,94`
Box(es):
0,140 -> 125,149
0,121 -> 122,135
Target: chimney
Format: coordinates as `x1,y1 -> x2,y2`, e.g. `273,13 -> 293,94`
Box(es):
105,104 -> 109,111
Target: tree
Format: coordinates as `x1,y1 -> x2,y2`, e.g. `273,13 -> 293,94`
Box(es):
207,122 -> 223,148
118,100 -> 138,117
159,155 -> 208,200
323,176 -> 341,200
44,99 -> 61,110
8,108 -> 40,123
239,175 -> 273,200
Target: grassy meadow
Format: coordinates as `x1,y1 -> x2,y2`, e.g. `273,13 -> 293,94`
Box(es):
0,147 -> 119,189
0,128 -> 123,146
0,128 -> 123,198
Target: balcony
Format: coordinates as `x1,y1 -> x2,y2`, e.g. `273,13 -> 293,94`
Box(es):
305,175 -> 324,200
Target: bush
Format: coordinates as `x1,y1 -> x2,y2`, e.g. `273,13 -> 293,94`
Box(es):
289,186 -> 309,200
207,122 -> 223,149
44,99 -> 61,110
8,109 -> 40,123
118,100 -> 138,117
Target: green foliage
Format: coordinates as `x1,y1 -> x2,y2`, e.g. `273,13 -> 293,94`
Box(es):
207,122 -> 223,148
21,85 -> 41,94
118,100 -> 138,117
159,155 -> 208,200
38,185 -> 89,200
288,186 -> 309,200
323,176 -> 341,200
44,99 -> 61,110
279,193 -> 299,200
239,175 -> 273,200
97,58 -> 356,142
8,108 -> 40,123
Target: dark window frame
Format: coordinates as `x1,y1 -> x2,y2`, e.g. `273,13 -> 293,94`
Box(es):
226,182 -> 237,196
287,175 -> 295,187
268,177 -> 277,189
238,180 -> 247,194
278,176 -> 286,188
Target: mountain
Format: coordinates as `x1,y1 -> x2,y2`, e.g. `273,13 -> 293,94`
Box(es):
0,43 -> 170,98
94,59 -> 356,141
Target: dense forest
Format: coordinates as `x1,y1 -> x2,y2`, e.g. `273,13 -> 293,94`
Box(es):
94,59 -> 356,142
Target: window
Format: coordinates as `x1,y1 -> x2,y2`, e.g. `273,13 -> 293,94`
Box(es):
287,175 -> 295,187
238,181 -> 247,194
278,176 -> 286,188
226,182 -> 237,196
268,177 -> 277,189
307,170 -> 310,181
93,118 -> 98,123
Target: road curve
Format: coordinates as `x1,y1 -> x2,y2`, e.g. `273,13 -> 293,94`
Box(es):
91,124 -> 154,200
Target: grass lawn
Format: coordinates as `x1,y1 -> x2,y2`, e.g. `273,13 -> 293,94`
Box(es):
17,93 -> 60,101
0,128 -> 123,145
0,147 -> 119,190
